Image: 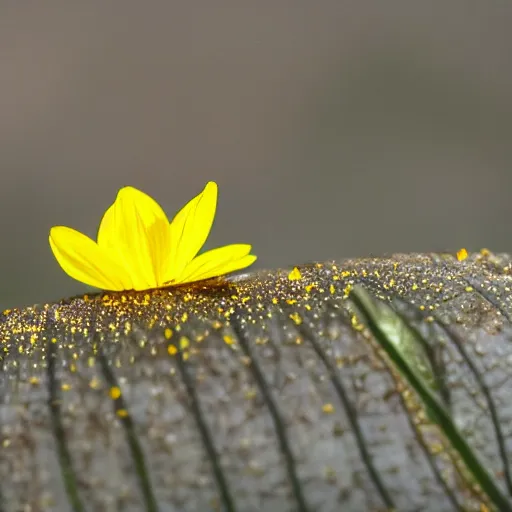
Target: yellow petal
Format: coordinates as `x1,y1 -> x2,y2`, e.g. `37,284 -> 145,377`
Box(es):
98,187 -> 169,245
177,244 -> 256,284
49,226 -> 130,291
180,254 -> 257,284
167,182 -> 217,280
100,187 -> 172,289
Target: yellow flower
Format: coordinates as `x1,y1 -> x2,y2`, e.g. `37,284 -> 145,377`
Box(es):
49,182 -> 256,291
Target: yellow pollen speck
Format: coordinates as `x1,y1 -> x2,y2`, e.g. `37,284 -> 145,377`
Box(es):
244,388 -> 257,399
89,377 -> 100,389
109,386 -> 122,400
329,284 -> 335,294
289,312 -> 302,325
322,403 -> 334,414
51,337 -> 57,344
181,312 -> 188,322
29,376 -> 40,385
168,344 -> 178,355
61,383 -> 71,391
305,284 -> 315,292
179,336 -> 190,349
288,267 -> 302,281
456,248 -> 468,261
412,283 -> 419,291
164,328 -> 173,340
272,297 -> 278,305
465,286 -> 474,292
286,299 -> 297,305
117,409 -> 128,418
223,335 -> 235,345
351,314 -> 364,331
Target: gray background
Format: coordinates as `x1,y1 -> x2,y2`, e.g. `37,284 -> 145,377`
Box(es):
1,3 -> 511,309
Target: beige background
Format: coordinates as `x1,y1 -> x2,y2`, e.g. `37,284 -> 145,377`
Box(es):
1,3 -> 511,309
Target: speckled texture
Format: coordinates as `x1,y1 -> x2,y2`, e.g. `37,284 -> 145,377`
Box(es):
1,250 -> 512,511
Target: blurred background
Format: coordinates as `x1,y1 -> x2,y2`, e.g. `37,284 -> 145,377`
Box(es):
1,3 -> 511,309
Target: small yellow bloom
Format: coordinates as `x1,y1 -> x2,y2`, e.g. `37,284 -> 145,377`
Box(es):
49,182 -> 257,291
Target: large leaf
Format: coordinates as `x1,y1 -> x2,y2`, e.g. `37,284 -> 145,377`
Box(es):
1,251 -> 512,511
